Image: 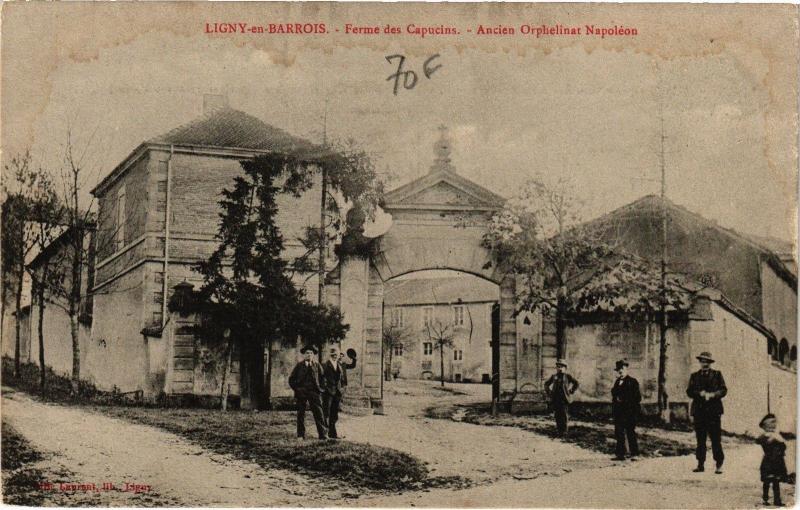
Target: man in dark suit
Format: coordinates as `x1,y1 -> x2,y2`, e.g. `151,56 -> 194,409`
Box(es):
544,359 -> 580,436
611,359 -> 641,460
686,351 -> 727,473
288,345 -> 327,440
321,346 -> 357,439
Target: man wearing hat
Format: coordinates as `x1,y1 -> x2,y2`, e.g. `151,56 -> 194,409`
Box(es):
321,346 -> 357,440
544,359 -> 580,436
611,359 -> 641,460
686,351 -> 727,473
288,345 -> 328,440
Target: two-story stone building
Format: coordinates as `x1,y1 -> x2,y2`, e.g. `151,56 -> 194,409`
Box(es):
383,274 -> 498,382
89,98 -> 324,397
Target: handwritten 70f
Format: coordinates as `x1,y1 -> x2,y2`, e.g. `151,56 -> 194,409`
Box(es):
386,54 -> 442,95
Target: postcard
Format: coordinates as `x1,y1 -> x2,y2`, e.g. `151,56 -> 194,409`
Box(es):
1,2 -> 797,508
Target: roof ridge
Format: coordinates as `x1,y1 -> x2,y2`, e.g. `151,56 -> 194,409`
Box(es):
594,194 -> 782,257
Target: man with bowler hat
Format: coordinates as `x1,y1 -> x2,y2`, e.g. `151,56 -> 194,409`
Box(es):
321,346 -> 357,440
611,359 -> 641,460
288,345 -> 328,440
544,359 -> 580,436
686,351 -> 727,473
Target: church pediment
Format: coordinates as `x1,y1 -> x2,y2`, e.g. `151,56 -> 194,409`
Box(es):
396,181 -> 486,207
384,172 -> 505,211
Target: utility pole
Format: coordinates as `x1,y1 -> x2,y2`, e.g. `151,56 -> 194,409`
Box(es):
318,97 -> 329,307
657,99 -> 671,423
631,92 -> 671,423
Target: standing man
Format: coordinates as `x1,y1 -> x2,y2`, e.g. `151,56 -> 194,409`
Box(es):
611,359 -> 641,460
288,345 -> 328,440
544,359 -> 580,436
686,351 -> 727,474
322,346 -> 357,440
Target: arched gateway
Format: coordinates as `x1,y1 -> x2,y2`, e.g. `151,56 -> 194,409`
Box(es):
326,130 -> 542,410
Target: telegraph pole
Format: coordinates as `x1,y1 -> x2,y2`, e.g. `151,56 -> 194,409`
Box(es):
657,99 -> 670,423
318,97 -> 329,307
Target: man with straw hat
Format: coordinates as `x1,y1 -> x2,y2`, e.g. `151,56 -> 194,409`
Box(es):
686,351 -> 728,474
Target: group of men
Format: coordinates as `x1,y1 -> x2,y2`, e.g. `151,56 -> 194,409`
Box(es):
288,344 -> 356,440
545,351 -> 727,472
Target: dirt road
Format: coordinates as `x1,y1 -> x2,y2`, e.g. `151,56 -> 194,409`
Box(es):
354,441 -> 795,508
339,379 -> 611,482
3,382 -> 794,508
2,389 -> 335,507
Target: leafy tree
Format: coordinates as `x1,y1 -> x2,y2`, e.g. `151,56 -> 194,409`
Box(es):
482,178 -> 695,417
195,154 -> 351,410
426,319 -> 454,387
382,322 -> 410,381
294,138 -> 385,303
482,177 -> 619,359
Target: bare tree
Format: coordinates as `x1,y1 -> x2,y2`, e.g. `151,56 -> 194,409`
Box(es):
382,322 -> 410,381
26,173 -> 64,394
2,152 -> 55,377
46,131 -> 102,393
426,319 -> 454,387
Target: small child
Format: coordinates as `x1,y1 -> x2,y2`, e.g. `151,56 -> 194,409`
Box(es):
757,413 -> 787,507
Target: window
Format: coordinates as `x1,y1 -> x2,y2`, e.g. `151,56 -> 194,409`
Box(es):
393,344 -> 403,356
453,349 -> 463,361
422,306 -> 433,328
779,339 -> 790,365
769,338 -> 779,360
453,305 -> 465,326
115,185 -> 126,251
391,308 -> 404,327
423,342 -> 433,356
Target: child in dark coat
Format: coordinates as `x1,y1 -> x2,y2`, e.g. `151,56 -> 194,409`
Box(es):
757,413 -> 787,506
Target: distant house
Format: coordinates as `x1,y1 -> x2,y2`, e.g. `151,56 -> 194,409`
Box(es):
383,275 -> 498,382
88,97 -> 325,397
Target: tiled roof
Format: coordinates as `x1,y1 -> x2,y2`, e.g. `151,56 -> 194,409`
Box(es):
149,107 -> 320,155
384,276 -> 499,306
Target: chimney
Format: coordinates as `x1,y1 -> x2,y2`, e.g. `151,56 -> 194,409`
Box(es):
203,94 -> 229,114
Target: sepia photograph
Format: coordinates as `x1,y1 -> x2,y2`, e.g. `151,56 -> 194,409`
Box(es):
1,2 -> 797,508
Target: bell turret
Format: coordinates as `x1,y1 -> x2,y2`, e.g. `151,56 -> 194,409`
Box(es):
429,125 -> 456,174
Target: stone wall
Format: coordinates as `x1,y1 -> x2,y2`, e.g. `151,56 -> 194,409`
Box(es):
760,261 -> 797,358
87,267 -> 148,392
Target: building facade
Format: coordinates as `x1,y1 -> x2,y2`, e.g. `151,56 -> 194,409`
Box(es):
89,101 -> 323,397
383,275 -> 498,382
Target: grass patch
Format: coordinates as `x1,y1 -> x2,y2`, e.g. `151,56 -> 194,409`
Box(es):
428,402 -> 705,458
89,406 -> 430,492
3,359 -> 434,492
2,358 -> 101,404
2,420 -> 48,506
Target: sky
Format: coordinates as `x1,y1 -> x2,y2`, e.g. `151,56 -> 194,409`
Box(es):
2,3 -> 797,246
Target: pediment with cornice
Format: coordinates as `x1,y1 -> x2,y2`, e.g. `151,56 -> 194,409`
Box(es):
383,171 -> 505,211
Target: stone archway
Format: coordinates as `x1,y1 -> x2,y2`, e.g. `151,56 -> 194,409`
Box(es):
327,136 -> 535,409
